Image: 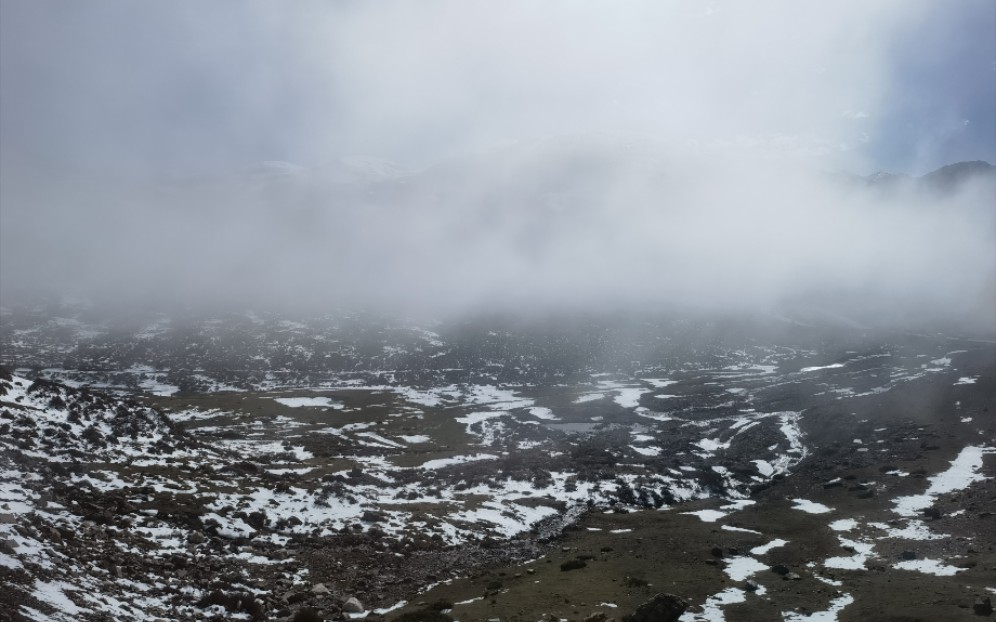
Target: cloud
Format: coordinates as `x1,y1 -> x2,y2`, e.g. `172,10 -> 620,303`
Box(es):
1,1 -> 993,331
1,0 -> 941,172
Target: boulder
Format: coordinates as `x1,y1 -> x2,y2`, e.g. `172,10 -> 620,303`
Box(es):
561,559 -> 587,571
622,593 -> 687,622
343,596 -> 364,613
974,597 -> 993,615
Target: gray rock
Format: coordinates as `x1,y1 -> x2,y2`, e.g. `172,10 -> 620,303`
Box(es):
311,583 -> 330,595
0,538 -> 16,555
343,596 -> 364,613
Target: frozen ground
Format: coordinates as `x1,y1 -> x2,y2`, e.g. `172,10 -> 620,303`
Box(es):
0,310 -> 994,621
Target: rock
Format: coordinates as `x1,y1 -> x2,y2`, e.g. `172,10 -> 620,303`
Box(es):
923,507 -> 942,520
710,546 -> 724,558
974,597 -> 993,615
584,614 -> 609,622
783,572 -> 802,581
770,564 -> 790,576
188,531 -> 206,544
291,608 -> 324,622
561,559 -> 587,571
744,580 -> 760,592
343,596 -> 364,613
900,550 -> 916,560
623,593 -> 687,622
311,583 -> 330,595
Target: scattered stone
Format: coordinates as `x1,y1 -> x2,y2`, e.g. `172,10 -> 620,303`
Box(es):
744,580 -> 760,592
561,559 -> 588,571
710,546 -> 724,558
311,583 -> 330,595
770,564 -> 790,576
584,613 -> 609,622
900,550 -> 916,560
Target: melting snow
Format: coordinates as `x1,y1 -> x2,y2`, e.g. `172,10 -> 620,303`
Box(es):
893,445 -> 995,517
893,558 -> 966,576
750,539 -> 788,555
684,510 -> 728,523
724,556 -> 769,581
781,593 -> 854,621
398,435 -> 431,444
791,499 -> 833,514
272,396 -> 344,409
799,363 -> 845,373
752,460 -> 775,477
823,537 -> 875,570
528,407 -> 559,420
828,519 -> 857,532
417,454 -> 498,470
679,587 -> 747,621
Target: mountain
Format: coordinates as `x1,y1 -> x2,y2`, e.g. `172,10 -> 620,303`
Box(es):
859,160 -> 995,194
918,160 -> 996,194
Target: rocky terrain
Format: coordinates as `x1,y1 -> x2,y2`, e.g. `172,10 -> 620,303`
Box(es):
1,308 -> 994,621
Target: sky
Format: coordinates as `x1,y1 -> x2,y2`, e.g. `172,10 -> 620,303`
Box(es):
0,1 -> 994,330
1,0 -> 993,177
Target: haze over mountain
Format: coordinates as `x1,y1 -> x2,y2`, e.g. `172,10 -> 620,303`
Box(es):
1,1 -> 993,330
2,135 -> 994,333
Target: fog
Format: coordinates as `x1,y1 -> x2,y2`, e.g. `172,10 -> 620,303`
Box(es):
1,1 -> 994,331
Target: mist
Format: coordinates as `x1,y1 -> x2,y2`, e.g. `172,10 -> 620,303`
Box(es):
1,1 -> 994,331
